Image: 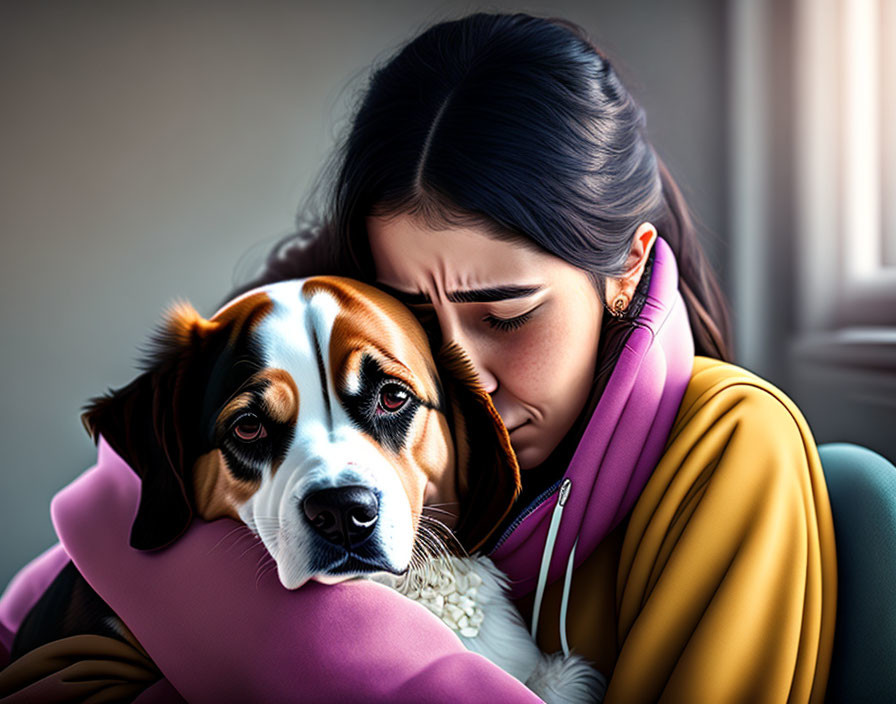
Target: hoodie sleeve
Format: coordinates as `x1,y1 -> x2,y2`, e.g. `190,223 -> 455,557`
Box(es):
0,542 -> 71,669
607,362 -> 837,704
50,437 -> 543,704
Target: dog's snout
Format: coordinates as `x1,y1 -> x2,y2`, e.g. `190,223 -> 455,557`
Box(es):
302,486 -> 379,549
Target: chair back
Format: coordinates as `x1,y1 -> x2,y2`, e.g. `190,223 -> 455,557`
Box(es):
818,442 -> 896,702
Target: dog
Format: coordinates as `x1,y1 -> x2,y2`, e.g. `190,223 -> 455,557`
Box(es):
7,276 -> 604,702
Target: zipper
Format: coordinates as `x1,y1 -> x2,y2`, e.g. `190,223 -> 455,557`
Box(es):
488,476 -> 565,553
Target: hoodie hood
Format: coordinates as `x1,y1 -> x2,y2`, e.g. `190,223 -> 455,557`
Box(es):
488,235 -> 695,599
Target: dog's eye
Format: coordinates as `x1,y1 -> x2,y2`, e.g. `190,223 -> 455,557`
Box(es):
377,384 -> 410,414
231,413 -> 268,442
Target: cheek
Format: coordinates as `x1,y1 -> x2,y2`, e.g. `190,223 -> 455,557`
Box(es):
412,411 -> 453,480
497,316 -> 573,389
390,410 -> 452,522
192,449 -> 262,522
499,305 -> 600,405
499,335 -> 550,398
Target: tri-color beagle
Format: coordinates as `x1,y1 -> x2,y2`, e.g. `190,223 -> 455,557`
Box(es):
9,276 -> 602,703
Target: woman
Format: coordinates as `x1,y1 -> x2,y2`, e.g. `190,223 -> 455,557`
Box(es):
0,12 -> 836,702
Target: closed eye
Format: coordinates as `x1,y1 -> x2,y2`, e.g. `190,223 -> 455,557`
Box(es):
484,302 -> 544,332
410,301 -> 543,335
484,311 -> 532,332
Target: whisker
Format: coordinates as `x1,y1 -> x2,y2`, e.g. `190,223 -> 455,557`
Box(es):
422,505 -> 458,519
410,524 -> 453,586
237,536 -> 266,561
255,562 -> 278,590
410,534 -> 435,569
207,525 -> 256,555
421,528 -> 449,559
419,514 -> 467,557
416,524 -> 444,553
415,535 -> 440,565
424,515 -> 465,552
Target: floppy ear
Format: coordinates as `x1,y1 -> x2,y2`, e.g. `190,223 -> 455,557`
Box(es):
436,342 -> 521,553
81,301 -> 218,551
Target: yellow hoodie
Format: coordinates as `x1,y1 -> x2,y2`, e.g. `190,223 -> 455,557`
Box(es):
522,356 -> 837,703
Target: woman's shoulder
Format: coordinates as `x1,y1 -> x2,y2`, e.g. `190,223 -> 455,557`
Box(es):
624,353 -> 835,594
616,358 -> 837,704
671,355 -> 816,450
650,355 -> 827,502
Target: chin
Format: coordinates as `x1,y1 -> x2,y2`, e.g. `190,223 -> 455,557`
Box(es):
515,445 -> 548,471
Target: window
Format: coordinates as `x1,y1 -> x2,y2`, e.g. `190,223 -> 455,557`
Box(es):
731,0 -> 896,457
883,0 -> 896,269
796,0 -> 896,331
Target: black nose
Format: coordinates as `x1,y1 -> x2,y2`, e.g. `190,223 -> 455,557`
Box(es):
302,486 -> 379,549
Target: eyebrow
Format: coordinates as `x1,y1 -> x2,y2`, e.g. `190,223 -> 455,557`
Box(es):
375,283 -> 543,305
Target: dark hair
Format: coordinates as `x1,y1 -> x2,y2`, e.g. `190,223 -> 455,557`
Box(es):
228,12 -> 733,370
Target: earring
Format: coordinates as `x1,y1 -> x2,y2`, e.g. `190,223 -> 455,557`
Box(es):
610,295 -> 628,318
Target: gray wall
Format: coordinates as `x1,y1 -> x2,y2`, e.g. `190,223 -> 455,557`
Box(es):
0,0 -> 727,587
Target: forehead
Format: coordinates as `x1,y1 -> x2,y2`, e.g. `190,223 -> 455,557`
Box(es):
366,214 -> 550,290
217,277 -> 441,407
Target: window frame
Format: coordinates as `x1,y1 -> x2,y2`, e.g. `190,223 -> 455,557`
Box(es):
795,0 -> 896,332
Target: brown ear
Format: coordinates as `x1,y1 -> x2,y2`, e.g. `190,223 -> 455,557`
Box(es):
81,301 -> 217,551
436,342 -> 521,553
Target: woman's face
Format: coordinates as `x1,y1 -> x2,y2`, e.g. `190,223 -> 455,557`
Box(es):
367,213 -> 604,470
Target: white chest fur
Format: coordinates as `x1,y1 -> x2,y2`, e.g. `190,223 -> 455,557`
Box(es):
371,555 -> 607,704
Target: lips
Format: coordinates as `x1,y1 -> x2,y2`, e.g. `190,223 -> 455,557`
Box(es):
508,420 -> 530,434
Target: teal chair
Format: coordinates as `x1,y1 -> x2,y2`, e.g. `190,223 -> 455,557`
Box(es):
819,442 -> 896,702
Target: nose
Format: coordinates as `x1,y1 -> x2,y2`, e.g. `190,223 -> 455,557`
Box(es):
302,486 -> 379,549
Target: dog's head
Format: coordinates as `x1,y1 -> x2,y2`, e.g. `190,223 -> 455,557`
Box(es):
81,277 -> 520,588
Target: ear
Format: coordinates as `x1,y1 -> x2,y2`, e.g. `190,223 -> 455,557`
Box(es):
436,342 -> 521,553
81,301 -> 218,551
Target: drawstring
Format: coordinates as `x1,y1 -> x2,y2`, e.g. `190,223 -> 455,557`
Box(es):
559,538 -> 578,657
530,478 -> 578,657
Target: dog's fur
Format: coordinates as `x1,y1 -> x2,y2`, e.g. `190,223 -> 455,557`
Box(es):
8,276 -> 603,702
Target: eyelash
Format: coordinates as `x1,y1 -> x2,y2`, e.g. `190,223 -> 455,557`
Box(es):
412,305 -> 538,333
483,311 -> 533,332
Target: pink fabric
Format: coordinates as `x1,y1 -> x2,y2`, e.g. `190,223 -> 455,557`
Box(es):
42,437 -> 541,703
131,678 -> 188,703
490,236 -> 695,598
0,542 -> 71,669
